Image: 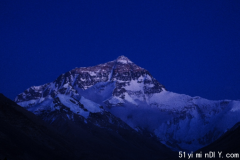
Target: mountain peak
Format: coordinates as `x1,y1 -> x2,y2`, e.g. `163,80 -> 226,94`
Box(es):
116,55 -> 133,64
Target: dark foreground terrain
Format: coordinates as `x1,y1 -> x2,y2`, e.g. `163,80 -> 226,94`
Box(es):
193,122 -> 240,159
0,93 -> 177,160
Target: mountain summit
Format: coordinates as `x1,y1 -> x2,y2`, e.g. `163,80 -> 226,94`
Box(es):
116,55 -> 133,64
15,56 -> 240,152
16,55 -> 165,104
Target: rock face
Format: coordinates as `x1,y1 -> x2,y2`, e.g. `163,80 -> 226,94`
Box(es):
15,56 -> 240,152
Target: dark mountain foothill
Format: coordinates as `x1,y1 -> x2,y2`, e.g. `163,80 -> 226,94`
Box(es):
0,93 -> 75,160
0,93 -> 177,160
193,122 -> 240,159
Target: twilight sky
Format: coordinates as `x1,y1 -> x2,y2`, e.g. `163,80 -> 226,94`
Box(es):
1,0 -> 240,101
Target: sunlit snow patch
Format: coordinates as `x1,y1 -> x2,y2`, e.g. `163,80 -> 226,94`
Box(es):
80,96 -> 102,113
230,101 -> 240,112
57,94 -> 89,118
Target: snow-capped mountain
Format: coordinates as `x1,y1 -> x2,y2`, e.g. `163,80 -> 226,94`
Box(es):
15,55 -> 240,152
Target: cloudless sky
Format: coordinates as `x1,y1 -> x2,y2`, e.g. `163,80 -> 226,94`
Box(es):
0,0 -> 240,100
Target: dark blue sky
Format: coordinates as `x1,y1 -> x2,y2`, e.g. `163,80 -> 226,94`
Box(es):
1,0 -> 240,101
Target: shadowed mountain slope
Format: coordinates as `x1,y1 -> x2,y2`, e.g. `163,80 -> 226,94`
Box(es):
194,122 -> 240,159
0,93 -> 177,160
0,93 -> 76,160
